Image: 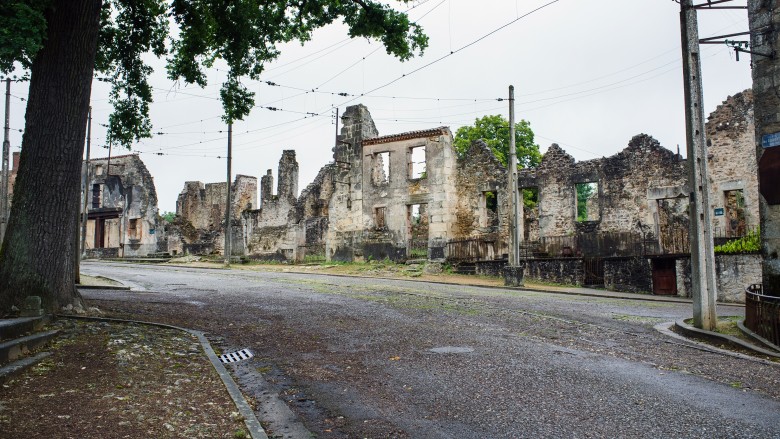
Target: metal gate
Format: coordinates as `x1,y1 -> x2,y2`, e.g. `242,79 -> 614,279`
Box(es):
583,258 -> 604,287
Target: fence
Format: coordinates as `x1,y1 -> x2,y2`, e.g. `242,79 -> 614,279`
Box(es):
745,284 -> 780,347
408,239 -> 428,259
520,232 -> 645,259
446,235 -> 504,262
519,226 -> 758,259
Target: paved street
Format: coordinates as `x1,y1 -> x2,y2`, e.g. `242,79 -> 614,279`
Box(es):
80,261 -> 780,438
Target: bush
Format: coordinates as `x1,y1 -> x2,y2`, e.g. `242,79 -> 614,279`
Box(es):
714,228 -> 760,254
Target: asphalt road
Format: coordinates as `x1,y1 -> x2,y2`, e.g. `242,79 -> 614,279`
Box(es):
80,261 -> 780,439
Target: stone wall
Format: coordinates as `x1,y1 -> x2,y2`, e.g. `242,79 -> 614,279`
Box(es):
524,258 -> 584,286
83,154 -> 159,258
706,90 -> 759,236
604,257 -> 652,294
518,135 -> 687,245
322,105 -> 504,262
454,140 -> 509,245
676,253 -> 762,303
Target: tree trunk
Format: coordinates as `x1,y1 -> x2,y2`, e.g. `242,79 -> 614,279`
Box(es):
0,0 -> 102,313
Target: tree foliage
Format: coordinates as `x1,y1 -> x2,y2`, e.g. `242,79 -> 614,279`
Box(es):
160,211 -> 176,223
2,0 -> 428,147
576,183 -> 595,222
453,114 -> 542,169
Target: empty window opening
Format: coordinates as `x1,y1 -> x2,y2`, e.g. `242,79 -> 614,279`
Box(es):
724,189 -> 746,237
375,206 -> 387,229
480,191 -> 499,229
373,152 -> 390,185
408,204 -> 429,258
91,184 -> 101,208
408,146 -> 426,179
522,187 -> 539,241
575,182 -> 599,222
128,218 -> 139,240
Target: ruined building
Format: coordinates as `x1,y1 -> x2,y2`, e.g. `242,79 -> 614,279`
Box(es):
163,92 -> 760,302
82,154 -> 160,258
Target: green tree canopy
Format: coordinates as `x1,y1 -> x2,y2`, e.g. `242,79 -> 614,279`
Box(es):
453,114 -> 541,168
1,0 -> 428,147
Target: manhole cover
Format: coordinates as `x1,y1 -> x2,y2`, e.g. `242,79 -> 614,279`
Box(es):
428,346 -> 474,354
219,348 -> 254,363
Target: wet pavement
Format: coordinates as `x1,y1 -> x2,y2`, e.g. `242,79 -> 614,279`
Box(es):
80,261 -> 780,438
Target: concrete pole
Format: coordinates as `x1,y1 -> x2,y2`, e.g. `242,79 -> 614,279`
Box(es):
224,122 -> 232,266
748,0 -> 780,296
680,0 -> 718,330
80,108 -> 91,257
507,85 -> 521,266
1,78 -> 10,243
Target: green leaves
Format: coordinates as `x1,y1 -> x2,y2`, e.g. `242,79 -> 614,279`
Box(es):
453,114 -> 542,169
0,0 -> 50,73
1,0 -> 427,143
714,229 -> 761,254
166,0 -> 428,124
97,0 -> 169,148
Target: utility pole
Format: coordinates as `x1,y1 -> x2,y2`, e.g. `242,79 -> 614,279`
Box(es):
224,122 -> 232,266
1,78 -> 11,243
503,85 -> 524,287
508,85 -> 521,266
80,108 -> 92,257
75,108 -> 91,284
680,0 -> 718,330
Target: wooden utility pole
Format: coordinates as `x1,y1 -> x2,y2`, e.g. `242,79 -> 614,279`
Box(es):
507,85 -> 521,266
1,78 -> 11,243
680,0 -> 718,330
224,122 -> 233,266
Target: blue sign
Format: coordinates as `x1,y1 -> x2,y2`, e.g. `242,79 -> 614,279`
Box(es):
714,208 -> 724,216
149,229 -> 155,235
761,132 -> 780,148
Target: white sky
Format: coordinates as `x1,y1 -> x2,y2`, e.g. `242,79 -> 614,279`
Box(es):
6,0 -> 753,213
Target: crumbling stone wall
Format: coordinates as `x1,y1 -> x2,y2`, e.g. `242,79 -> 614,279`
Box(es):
83,154 -> 159,258
326,104 -> 379,261
706,90 -> 759,236
454,140 -> 509,241
325,104 -> 457,262
518,136 -> 687,244
168,174 -> 257,256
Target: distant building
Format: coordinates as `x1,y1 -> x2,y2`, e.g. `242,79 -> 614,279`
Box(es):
82,154 -> 159,258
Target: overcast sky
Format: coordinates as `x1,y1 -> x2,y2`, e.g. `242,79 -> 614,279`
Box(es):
6,0 -> 753,213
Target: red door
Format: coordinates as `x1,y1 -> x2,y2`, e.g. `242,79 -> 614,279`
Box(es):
652,258 -> 677,295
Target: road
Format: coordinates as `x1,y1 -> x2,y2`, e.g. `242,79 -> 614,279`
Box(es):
80,261 -> 780,438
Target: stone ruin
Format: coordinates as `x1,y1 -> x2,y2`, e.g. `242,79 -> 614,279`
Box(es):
159,91 -> 761,302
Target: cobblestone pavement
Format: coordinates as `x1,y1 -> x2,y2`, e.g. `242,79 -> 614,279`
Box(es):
81,261 -> 780,439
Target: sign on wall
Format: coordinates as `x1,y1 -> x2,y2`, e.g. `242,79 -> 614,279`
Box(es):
714,208 -> 724,216
762,132 -> 780,148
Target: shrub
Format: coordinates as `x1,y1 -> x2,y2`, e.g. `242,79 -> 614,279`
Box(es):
714,228 -> 760,254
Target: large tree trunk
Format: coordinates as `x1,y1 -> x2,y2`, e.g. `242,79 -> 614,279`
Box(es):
0,0 -> 102,313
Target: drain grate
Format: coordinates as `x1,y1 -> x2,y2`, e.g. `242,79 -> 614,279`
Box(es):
219,348 -> 254,364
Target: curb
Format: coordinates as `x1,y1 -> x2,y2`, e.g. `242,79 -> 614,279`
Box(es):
58,315 -> 268,439
76,284 -> 131,291
673,318 -> 780,358
654,321 -> 780,367
736,319 -> 780,353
